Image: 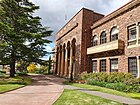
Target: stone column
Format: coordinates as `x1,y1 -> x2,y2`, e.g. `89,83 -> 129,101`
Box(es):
72,60 -> 76,79
60,48 -> 64,76
62,48 -> 66,76
57,49 -> 60,75
55,51 -> 58,75
64,47 -> 68,77
69,44 -> 73,79
59,49 -> 62,75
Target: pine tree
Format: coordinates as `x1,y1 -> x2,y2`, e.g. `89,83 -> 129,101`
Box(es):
0,0 -> 52,77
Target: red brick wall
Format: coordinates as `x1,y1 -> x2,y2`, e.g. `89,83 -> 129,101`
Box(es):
81,9 -> 104,73
56,9 -> 83,76
91,4 -> 140,73
55,8 -> 104,77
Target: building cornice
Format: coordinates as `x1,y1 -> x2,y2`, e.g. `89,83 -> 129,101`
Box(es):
91,0 -> 140,29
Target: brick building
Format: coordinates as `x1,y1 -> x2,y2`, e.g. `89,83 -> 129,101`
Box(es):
88,0 -> 140,78
55,0 -> 140,79
54,8 -> 103,79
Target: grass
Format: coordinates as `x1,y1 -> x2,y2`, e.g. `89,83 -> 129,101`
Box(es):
0,76 -> 32,93
0,76 -> 32,85
64,82 -> 140,100
53,89 -> 122,105
0,84 -> 24,93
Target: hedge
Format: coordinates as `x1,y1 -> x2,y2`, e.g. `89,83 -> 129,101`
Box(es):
80,72 -> 140,93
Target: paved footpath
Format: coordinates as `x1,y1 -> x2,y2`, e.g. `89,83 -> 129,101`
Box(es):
0,75 -> 65,105
64,85 -> 140,105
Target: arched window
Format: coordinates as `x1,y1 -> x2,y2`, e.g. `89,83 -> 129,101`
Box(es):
110,27 -> 119,41
92,35 -> 98,46
100,31 -> 106,44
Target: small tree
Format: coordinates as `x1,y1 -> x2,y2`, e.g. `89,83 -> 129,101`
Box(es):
27,64 -> 36,73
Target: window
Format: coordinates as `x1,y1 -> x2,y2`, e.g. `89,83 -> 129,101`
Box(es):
128,26 -> 137,46
100,32 -> 106,44
139,25 -> 140,44
92,60 -> 97,73
100,60 -> 106,72
128,57 -> 138,77
128,27 -> 136,40
139,25 -> 140,37
110,27 -> 118,41
110,59 -> 118,72
92,35 -> 98,46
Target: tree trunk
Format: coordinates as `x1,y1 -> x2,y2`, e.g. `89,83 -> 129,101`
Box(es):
10,61 -> 15,77
10,50 -> 16,77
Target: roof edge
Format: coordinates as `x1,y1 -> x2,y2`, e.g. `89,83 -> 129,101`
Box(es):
56,8 -> 95,35
91,0 -> 140,29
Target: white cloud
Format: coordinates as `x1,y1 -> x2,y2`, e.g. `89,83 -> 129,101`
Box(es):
30,0 -> 131,56
30,0 -> 131,42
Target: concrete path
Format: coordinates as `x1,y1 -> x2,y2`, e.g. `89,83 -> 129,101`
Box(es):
64,85 -> 140,105
0,75 -> 65,105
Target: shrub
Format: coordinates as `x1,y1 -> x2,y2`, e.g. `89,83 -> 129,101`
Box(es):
105,83 -> 127,92
79,72 -> 140,93
123,73 -> 134,82
96,72 -> 108,82
27,64 -> 36,73
80,72 -> 89,80
107,72 -> 125,83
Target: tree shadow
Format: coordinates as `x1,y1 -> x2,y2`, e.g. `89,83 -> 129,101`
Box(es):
29,74 -> 67,86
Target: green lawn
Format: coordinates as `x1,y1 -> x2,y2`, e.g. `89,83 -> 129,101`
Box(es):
0,76 -> 32,93
64,82 -> 140,100
54,89 -> 122,105
0,84 -> 24,93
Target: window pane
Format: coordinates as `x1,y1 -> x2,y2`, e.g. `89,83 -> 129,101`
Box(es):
92,61 -> 97,73
128,27 -> 136,40
110,27 -> 118,41
110,59 -> 118,72
100,32 -> 106,44
100,60 -> 106,72
128,57 -> 138,77
93,35 -> 98,46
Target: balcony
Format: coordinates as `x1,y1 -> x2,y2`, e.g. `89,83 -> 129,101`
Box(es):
87,40 -> 124,55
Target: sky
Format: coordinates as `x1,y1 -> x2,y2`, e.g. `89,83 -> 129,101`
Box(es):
30,0 -> 131,60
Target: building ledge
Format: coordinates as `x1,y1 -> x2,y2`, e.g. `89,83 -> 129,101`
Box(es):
87,40 -> 124,55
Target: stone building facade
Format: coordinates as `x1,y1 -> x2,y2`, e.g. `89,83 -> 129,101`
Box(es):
55,0 -> 140,79
54,8 -> 103,79
87,0 -> 140,78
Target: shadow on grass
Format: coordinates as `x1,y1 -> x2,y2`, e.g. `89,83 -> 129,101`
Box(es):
132,97 -> 140,100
